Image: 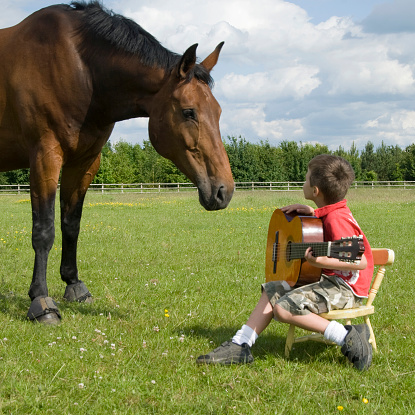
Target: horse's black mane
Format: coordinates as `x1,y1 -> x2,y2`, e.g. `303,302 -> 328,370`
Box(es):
70,1 -> 213,87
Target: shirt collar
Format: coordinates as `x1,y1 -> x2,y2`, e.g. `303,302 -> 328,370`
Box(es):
314,199 -> 347,218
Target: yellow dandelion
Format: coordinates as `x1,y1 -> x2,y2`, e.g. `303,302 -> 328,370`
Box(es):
165,313 -> 169,318
362,398 -> 369,404
337,406 -> 344,411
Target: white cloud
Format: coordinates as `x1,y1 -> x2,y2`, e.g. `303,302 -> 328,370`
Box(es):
219,103 -> 304,142
327,57 -> 415,96
364,110 -> 415,146
217,66 -> 321,102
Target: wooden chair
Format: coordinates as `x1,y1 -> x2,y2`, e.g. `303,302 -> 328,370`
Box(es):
284,248 -> 395,358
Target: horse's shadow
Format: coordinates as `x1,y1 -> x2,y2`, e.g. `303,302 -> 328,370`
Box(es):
182,324 -> 338,365
0,290 -> 126,322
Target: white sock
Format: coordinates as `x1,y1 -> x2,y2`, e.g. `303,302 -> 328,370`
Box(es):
324,321 -> 348,346
232,324 -> 258,347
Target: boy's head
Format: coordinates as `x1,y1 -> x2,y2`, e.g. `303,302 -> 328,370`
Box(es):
307,154 -> 355,205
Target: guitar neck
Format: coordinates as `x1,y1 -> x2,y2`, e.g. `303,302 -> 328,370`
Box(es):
288,241 -> 331,260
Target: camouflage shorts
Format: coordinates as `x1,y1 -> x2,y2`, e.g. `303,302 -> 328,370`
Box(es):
261,275 -> 362,316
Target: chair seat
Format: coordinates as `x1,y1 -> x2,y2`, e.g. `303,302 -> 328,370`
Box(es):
320,305 -> 375,320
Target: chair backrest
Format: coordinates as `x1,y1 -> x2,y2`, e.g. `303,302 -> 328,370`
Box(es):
366,248 -> 395,307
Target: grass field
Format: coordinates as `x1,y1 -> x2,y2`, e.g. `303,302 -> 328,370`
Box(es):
0,189 -> 414,414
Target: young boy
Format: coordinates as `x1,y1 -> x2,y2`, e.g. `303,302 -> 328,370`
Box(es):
197,154 -> 374,371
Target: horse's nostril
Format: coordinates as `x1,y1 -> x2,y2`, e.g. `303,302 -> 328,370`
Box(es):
217,185 -> 226,203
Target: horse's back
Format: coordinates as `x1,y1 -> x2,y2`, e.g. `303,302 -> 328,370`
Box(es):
0,5 -> 92,171
0,5 -> 75,60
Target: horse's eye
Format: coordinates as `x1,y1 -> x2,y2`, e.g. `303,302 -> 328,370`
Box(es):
182,109 -> 197,121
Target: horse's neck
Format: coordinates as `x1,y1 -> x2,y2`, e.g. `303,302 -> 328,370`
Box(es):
84,49 -> 168,122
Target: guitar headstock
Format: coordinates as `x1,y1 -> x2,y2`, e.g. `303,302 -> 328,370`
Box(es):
331,235 -> 365,262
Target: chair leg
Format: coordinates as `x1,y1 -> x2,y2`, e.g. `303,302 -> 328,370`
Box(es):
285,324 -> 296,358
364,316 -> 377,352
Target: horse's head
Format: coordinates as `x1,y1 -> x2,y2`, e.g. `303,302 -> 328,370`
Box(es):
148,43 -> 234,210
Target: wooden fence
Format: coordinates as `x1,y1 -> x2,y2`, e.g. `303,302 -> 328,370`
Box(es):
1,181 -> 415,195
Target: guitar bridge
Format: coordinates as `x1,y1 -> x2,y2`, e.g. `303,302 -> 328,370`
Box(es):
272,231 -> 279,274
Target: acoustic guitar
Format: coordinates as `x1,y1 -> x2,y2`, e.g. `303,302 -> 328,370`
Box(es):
265,209 -> 365,286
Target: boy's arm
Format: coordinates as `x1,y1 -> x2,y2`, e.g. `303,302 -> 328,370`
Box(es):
281,204 -> 315,216
304,248 -> 368,271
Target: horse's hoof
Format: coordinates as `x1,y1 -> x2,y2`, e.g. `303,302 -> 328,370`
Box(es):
83,296 -> 94,304
33,312 -> 61,325
64,280 -> 93,303
27,296 -> 61,325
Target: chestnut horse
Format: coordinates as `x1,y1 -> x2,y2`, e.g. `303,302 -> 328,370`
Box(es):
0,1 -> 234,324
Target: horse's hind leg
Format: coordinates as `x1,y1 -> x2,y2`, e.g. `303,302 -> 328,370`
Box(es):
27,149 -> 63,325
59,156 -> 101,303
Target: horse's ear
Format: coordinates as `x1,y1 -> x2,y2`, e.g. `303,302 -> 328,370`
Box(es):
178,44 -> 198,79
200,42 -> 224,73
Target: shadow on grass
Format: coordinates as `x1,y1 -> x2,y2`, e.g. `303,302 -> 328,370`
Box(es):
184,323 -> 340,365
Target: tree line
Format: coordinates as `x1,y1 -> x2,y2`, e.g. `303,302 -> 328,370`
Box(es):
1,137 -> 415,185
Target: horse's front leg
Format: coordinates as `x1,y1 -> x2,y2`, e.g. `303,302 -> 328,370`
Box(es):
59,156 -> 101,303
27,150 -> 62,324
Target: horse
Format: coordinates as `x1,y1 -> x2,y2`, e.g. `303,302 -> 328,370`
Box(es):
0,1 -> 234,324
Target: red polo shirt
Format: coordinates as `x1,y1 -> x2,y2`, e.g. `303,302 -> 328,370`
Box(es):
314,200 -> 374,297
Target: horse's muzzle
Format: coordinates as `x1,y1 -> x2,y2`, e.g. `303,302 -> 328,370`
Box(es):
198,183 -> 234,211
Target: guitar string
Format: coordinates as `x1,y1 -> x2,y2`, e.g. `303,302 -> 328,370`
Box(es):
274,243 -> 356,259
274,243 -> 330,259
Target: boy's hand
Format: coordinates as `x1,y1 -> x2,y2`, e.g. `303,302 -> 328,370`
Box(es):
281,204 -> 315,216
304,247 -> 319,265
304,248 -> 369,271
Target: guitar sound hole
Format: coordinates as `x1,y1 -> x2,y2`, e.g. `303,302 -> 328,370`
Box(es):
286,241 -> 292,261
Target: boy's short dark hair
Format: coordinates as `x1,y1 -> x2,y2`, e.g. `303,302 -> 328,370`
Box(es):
308,154 -> 355,204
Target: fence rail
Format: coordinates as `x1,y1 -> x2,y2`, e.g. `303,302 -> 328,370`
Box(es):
1,180 -> 415,195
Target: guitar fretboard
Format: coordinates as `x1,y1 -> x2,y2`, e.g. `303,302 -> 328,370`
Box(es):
273,242 -> 330,262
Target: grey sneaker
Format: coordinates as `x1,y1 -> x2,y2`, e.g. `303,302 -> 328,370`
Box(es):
196,340 -> 254,365
341,324 -> 372,371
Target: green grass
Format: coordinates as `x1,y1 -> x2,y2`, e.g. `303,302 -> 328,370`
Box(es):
0,189 -> 414,414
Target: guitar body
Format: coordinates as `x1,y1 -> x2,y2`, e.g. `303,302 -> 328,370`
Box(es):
265,209 -> 323,286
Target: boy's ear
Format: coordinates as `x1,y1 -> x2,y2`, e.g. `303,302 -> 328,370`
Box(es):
313,186 -> 319,196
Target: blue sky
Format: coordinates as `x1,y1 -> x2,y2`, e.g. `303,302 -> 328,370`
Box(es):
3,0 -> 415,150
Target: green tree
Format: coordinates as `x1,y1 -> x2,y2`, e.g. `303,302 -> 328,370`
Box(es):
110,141 -> 136,183
223,136 -> 257,181
94,142 -> 115,184
253,140 -> 285,181
401,144 -> 415,180
0,172 -> 8,185
140,140 -> 187,183
278,141 -> 301,181
375,142 -> 403,181
360,141 -> 377,174
5,168 -> 30,184
334,142 -> 362,180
